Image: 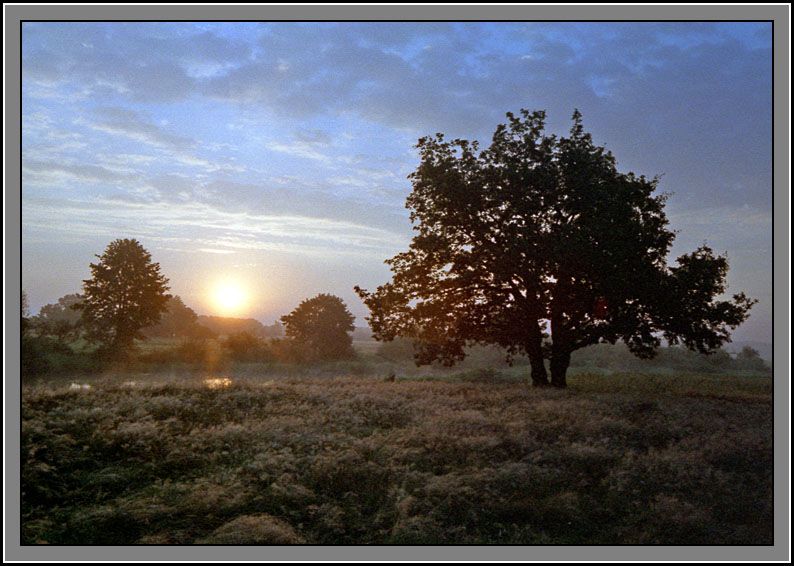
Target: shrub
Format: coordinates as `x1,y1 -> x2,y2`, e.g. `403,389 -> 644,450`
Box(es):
267,337 -> 312,364
223,331 -> 272,362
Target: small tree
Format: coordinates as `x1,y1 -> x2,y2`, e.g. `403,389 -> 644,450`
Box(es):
144,295 -> 205,339
33,293 -> 83,347
21,290 -> 51,376
736,345 -> 769,372
356,109 -> 755,387
77,238 -> 171,355
280,294 -> 356,361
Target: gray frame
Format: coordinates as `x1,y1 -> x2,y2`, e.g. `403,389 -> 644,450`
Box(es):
6,4 -> 789,562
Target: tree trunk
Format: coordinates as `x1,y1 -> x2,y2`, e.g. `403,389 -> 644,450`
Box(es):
526,324 -> 549,387
550,346 -> 570,388
549,283 -> 570,388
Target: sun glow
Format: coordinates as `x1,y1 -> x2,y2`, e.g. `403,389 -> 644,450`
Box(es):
210,279 -> 250,316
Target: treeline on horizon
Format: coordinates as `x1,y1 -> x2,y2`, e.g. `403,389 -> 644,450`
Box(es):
22,290 -> 770,378
21,290 -> 359,376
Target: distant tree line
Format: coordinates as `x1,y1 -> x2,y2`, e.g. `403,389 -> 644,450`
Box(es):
192,315 -> 284,339
21,238 -> 357,375
376,337 -> 770,374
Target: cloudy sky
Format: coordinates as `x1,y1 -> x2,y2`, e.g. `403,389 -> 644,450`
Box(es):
21,20 -> 773,342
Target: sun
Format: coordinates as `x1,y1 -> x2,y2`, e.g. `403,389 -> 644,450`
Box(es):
210,280 -> 249,316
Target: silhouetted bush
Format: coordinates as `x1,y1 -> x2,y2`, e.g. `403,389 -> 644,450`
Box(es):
21,335 -> 53,377
734,346 -> 770,372
267,337 -> 313,364
223,332 -> 273,363
22,334 -> 106,377
569,343 -> 770,374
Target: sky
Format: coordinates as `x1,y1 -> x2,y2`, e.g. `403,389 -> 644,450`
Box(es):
20,20 -> 774,343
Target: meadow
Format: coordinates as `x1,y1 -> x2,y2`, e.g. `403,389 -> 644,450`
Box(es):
20,342 -> 774,545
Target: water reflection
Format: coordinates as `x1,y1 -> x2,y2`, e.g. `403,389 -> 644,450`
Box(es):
204,377 -> 232,389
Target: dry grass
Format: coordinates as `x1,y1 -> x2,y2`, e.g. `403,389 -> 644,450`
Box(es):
21,371 -> 773,545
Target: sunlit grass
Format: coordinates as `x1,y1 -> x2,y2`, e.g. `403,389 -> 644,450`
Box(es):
203,377 -> 233,389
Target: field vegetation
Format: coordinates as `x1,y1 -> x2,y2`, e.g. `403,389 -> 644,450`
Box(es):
20,338 -> 773,545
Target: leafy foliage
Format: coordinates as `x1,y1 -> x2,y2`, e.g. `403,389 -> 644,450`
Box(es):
195,315 -> 277,338
280,294 -> 356,361
143,295 -> 211,339
32,294 -> 83,347
356,109 -> 755,387
77,239 -> 171,355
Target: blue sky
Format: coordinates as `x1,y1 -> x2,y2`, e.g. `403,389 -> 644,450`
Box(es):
21,21 -> 773,342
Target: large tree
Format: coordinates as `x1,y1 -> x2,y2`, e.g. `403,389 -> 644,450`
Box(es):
355,109 -> 755,387
77,238 -> 171,353
280,293 -> 356,361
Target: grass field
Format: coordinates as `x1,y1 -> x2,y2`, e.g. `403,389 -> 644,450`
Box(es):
21,367 -> 773,545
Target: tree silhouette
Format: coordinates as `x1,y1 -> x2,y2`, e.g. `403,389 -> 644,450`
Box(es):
280,293 -> 356,361
144,295 -> 206,339
356,109 -> 755,387
34,293 -> 83,346
77,238 -> 171,354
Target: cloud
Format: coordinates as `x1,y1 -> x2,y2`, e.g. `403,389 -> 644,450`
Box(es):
23,22 -> 772,218
266,141 -> 331,163
23,22 -> 771,150
293,128 -> 331,146
22,158 -> 139,188
23,22 -> 252,102
22,195 -> 409,261
667,204 -> 772,254
88,106 -> 196,149
198,179 -> 411,235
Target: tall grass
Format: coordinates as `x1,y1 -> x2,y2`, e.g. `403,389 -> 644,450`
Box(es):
21,371 -> 772,545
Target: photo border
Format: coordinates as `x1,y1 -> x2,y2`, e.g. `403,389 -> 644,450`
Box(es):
5,3 -> 790,562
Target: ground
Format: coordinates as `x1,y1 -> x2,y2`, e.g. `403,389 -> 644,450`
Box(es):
21,368 -> 773,545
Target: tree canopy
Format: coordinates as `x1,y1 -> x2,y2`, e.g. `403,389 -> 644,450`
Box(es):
33,293 -> 83,346
77,238 -> 171,354
280,293 -> 356,361
355,109 -> 755,387
143,295 -> 209,339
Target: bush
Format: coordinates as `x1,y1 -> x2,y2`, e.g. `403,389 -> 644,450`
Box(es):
22,335 -> 104,377
267,337 -> 312,364
21,335 -> 53,376
223,332 -> 273,363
